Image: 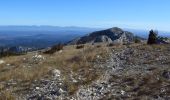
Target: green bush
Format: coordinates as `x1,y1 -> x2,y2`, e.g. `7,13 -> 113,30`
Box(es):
134,37 -> 141,43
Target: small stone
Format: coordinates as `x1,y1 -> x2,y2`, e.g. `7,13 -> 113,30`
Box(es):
23,58 -> 26,60
6,64 -> 10,66
120,90 -> 125,95
59,50 -> 63,53
108,85 -> 111,88
29,66 -> 32,68
97,55 -> 100,58
59,88 -> 64,93
73,79 -> 78,83
51,69 -> 61,77
36,87 -> 40,90
0,60 -> 5,64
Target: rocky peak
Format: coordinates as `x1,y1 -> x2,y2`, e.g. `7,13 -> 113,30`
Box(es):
68,27 -> 135,45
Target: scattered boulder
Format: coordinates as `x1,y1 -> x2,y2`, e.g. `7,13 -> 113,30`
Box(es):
32,54 -> 45,60
31,53 -> 45,64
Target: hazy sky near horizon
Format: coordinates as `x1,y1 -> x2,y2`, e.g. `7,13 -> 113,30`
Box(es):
0,0 -> 170,31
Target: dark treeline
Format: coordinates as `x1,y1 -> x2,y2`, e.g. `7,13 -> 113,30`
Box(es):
0,47 -> 28,58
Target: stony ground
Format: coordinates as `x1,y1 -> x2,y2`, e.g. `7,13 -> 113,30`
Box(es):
73,44 -> 170,100
0,43 -> 170,100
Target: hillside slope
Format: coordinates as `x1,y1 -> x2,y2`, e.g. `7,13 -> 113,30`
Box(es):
0,43 -> 170,99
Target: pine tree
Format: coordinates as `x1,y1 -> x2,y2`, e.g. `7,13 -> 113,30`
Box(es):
147,30 -> 157,44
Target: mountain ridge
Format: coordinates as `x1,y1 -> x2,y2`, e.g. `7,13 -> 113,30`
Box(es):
68,27 -> 135,45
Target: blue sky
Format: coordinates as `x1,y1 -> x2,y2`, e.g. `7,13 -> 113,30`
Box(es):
0,0 -> 170,31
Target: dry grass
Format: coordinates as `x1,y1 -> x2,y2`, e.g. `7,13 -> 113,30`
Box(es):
0,90 -> 16,100
136,44 -> 169,51
0,44 -> 110,98
108,67 -> 170,99
61,45 -> 110,94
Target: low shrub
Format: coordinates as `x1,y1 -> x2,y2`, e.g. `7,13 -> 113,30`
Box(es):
107,43 -> 115,47
43,44 -> 64,54
134,38 -> 141,43
96,45 -> 101,48
76,45 -> 84,49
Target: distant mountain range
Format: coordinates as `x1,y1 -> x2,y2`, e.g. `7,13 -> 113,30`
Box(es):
0,26 -> 101,32
0,26 -> 169,49
0,26 -> 102,48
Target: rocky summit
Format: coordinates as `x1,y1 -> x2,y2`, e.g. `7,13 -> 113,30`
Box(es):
69,27 -> 135,45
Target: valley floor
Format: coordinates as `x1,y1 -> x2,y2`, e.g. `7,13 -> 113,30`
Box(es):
0,43 -> 170,100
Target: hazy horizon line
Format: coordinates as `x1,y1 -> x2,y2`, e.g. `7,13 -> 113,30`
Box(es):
0,25 -> 170,32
